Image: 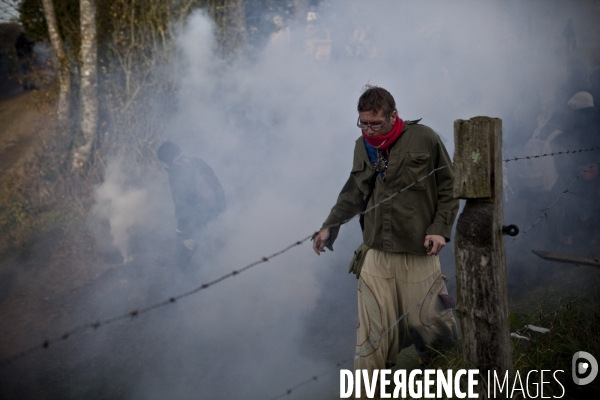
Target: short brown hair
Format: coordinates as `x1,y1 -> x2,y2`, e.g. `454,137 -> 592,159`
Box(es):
357,85 -> 396,116
157,141 -> 181,164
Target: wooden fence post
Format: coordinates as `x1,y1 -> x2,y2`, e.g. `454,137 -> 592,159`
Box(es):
453,116 -> 513,375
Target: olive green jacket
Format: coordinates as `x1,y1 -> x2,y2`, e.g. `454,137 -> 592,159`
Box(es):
321,120 -> 459,255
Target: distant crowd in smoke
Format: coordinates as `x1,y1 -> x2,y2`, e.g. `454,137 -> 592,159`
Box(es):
503,54 -> 600,261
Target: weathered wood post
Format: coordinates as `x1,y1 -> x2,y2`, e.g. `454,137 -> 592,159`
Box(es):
453,117 -> 513,375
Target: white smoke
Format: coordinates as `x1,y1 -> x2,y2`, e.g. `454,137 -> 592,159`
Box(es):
91,161 -> 173,263
92,162 -> 148,262
86,1 -> 597,399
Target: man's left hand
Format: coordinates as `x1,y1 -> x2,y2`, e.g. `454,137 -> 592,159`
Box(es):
424,235 -> 446,256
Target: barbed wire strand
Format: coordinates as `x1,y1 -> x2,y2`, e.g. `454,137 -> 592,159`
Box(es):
2,146 -> 596,365
272,273 -> 595,398
503,146 -> 600,163
267,303 -> 422,400
268,275 -> 456,399
0,165 -> 449,366
511,160 -> 600,242
354,300 -> 425,360
269,360 -> 351,400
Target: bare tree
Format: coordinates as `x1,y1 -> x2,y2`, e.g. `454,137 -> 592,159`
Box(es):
21,0 -> 252,170
293,0 -> 309,21
207,0 -> 247,58
0,1 -> 20,23
41,0 -> 71,126
73,0 -> 98,169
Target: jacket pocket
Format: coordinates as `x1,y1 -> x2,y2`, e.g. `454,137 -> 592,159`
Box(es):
349,242 -> 371,279
403,152 -> 430,190
352,159 -> 376,199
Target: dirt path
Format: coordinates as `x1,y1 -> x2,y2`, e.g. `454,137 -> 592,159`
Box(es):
0,89 -> 48,179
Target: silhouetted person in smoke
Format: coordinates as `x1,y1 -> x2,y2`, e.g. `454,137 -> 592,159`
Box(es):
14,32 -> 34,90
588,70 -> 600,110
520,92 -> 600,248
560,92 -> 600,248
563,19 -> 576,52
157,141 -> 226,269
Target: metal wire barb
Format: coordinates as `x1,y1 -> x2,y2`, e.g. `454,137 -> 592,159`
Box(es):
511,160 -> 599,241
503,146 -> 600,163
268,361 -> 349,400
2,146 -> 596,369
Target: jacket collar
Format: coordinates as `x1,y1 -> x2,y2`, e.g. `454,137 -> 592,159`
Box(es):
356,118 -> 421,165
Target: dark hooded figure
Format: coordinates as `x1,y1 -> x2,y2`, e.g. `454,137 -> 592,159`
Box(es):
14,33 -> 34,89
157,141 -> 226,269
588,70 -> 600,111
558,92 -> 600,248
563,19 -> 576,52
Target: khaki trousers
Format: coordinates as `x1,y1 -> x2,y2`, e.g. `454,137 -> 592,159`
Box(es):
354,249 -> 458,377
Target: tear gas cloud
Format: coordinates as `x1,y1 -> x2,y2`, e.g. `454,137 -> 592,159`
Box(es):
3,1 -> 599,399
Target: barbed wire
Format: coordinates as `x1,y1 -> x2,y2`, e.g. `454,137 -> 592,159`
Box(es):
503,146 -> 600,163
268,275 -> 456,399
353,301 -> 425,360
511,283 -> 600,338
269,360 -> 351,400
0,165 -> 449,366
2,146 -> 597,367
273,274 -> 596,398
511,160 -> 599,241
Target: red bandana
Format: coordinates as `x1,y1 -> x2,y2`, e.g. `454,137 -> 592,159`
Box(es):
361,116 -> 405,150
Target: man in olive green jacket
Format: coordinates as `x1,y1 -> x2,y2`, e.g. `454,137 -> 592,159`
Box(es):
312,86 -> 459,388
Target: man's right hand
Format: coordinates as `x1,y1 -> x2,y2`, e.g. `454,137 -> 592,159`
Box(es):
312,228 -> 331,255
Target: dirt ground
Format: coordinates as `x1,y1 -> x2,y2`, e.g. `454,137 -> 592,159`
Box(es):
0,84 -> 47,180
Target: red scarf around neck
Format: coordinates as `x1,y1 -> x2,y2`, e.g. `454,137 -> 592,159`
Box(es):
361,116 -> 405,150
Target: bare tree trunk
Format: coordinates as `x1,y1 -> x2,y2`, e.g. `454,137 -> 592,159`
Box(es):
209,0 -> 247,58
41,0 -> 71,126
294,0 -> 309,21
73,0 -> 98,169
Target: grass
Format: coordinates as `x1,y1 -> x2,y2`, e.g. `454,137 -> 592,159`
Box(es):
0,106 -> 106,303
426,291 -> 600,399
510,298 -> 600,398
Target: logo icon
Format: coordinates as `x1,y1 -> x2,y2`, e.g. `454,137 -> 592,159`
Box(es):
572,351 -> 598,385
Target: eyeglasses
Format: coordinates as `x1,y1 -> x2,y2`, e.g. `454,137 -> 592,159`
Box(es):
356,115 -> 390,131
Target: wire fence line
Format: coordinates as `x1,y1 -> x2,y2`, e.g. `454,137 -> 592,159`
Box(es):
268,146 -> 600,398
1,146 -> 597,367
269,360 -> 351,400
273,267 -> 599,397
510,160 -> 600,242
236,145 -> 599,397
268,275 -> 456,400
0,164 -> 450,366
503,146 -> 600,163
